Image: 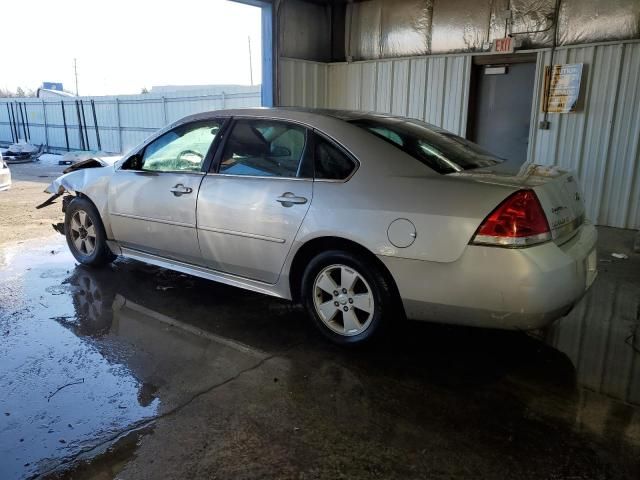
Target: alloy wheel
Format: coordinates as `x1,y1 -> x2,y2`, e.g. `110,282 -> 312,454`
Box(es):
313,264 -> 374,336
70,210 -> 97,256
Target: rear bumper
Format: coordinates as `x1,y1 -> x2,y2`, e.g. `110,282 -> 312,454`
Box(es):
380,223 -> 598,330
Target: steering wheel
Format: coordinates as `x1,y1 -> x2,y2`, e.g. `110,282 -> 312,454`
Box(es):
178,149 -> 203,161
176,149 -> 204,170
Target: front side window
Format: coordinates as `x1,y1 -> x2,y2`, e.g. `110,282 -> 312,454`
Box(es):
218,120 -> 307,178
138,121 -> 222,173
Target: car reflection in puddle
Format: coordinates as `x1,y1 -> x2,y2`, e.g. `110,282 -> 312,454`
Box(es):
0,238 -> 275,479
0,243 -> 159,479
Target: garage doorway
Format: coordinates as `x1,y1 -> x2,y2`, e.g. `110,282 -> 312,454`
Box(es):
467,56 -> 537,164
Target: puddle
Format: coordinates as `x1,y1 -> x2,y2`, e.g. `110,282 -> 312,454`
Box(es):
0,237 -> 270,479
0,239 -> 159,479
0,233 -> 638,479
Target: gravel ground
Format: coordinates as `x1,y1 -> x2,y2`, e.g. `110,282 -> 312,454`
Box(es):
0,157 -> 66,246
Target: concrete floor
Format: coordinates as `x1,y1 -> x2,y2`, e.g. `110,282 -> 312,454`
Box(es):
0,224 -> 638,479
0,157 -> 65,246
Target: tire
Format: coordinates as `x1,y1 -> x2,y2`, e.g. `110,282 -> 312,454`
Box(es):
301,250 -> 395,346
65,196 -> 116,267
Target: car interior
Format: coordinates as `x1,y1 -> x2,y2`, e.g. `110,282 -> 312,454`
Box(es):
219,120 -> 306,177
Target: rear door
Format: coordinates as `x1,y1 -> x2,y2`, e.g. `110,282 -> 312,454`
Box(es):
108,119 -> 225,264
197,118 -> 313,283
468,62 -> 536,164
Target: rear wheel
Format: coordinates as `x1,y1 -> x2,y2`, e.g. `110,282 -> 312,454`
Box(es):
301,250 -> 394,345
65,197 -> 115,267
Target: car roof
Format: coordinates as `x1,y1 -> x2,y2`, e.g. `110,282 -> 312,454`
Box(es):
177,107 -> 443,133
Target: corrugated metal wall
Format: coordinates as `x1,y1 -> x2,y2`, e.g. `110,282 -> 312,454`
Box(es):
278,40 -> 640,229
0,87 -> 261,154
529,41 -> 640,230
279,58 -> 329,108
326,56 -> 471,136
280,55 -> 472,137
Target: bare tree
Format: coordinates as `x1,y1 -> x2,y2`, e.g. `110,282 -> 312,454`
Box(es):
0,87 -> 37,98
0,88 -> 16,98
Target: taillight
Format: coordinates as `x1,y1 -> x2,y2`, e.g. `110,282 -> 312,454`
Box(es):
471,189 -> 551,247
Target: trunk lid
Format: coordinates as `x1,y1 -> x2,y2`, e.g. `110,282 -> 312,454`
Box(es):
453,162 -> 586,244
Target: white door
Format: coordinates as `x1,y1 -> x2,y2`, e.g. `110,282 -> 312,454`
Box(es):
109,120 -> 224,264
197,118 -> 313,283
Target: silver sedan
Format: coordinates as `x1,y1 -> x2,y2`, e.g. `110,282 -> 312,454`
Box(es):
42,109 -> 597,345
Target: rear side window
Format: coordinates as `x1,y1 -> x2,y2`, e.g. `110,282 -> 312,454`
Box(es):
314,136 -> 356,180
348,118 -> 503,174
219,119 -> 307,178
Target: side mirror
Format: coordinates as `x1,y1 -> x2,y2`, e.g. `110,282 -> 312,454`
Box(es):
122,154 -> 143,170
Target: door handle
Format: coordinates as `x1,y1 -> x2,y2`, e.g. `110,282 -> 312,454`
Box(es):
276,192 -> 308,207
170,184 -> 193,196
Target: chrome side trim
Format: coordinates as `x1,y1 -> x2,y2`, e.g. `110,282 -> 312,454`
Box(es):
198,225 -> 286,244
120,247 -> 286,298
205,173 -> 313,182
115,167 -> 207,176
110,212 -> 194,228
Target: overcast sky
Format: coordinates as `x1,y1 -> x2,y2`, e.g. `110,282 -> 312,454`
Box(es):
2,0 -> 262,96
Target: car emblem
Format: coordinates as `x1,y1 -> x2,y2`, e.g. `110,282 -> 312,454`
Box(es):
551,205 -> 567,214
574,192 -> 580,201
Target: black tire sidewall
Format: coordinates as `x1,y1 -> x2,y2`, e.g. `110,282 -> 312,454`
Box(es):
65,197 -> 112,267
301,250 -> 391,345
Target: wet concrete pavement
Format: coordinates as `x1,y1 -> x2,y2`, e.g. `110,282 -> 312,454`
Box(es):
0,228 -> 638,479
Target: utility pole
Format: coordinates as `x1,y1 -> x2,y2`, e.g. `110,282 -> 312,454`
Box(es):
73,58 -> 79,96
248,36 -> 253,86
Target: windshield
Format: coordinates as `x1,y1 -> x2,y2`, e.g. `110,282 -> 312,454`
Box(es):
348,117 -> 503,174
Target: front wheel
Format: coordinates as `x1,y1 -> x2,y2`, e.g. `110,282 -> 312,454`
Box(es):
65,197 -> 116,267
301,250 -> 395,345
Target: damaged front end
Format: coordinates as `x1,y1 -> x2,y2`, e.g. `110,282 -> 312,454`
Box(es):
37,157 -> 117,236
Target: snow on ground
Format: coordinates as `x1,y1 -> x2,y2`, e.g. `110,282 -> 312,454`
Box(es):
3,145 -> 123,166
38,152 -> 122,166
38,153 -> 64,165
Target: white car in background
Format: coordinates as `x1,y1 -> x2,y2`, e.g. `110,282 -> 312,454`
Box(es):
0,153 -> 12,191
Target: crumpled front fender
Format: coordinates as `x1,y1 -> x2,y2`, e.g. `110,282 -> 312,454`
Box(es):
42,167 -> 115,237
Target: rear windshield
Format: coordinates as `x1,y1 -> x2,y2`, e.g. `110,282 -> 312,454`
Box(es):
348,117 -> 503,174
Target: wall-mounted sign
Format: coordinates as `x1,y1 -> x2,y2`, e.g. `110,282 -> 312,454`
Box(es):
543,63 -> 583,113
484,66 -> 507,75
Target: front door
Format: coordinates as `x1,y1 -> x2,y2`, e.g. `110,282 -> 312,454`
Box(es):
468,62 -> 536,164
197,118 -> 313,283
108,120 -> 224,264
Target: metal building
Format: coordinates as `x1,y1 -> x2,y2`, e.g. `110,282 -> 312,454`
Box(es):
241,0 -> 640,230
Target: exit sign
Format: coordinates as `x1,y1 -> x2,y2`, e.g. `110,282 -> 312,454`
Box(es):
493,37 -> 514,53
